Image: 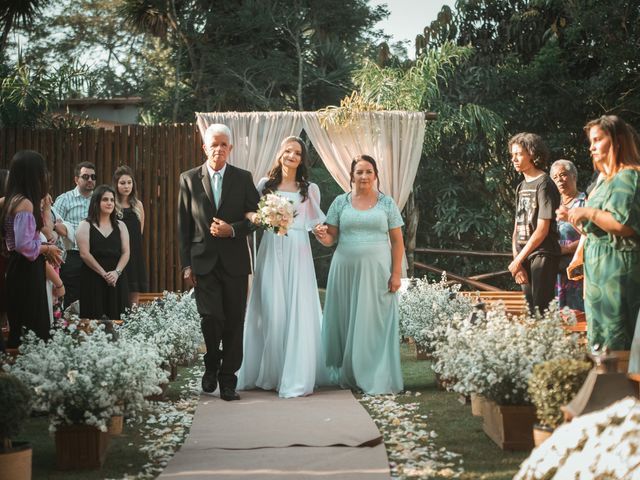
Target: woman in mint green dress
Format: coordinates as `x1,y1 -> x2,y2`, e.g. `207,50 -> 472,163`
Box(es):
560,115 -> 640,350
313,155 -> 405,394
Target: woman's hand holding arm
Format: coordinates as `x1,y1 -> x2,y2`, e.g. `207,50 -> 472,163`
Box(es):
388,227 -> 404,293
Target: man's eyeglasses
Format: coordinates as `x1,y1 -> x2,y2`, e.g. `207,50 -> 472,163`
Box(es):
80,174 -> 97,181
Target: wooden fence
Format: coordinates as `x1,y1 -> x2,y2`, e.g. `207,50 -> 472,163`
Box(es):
0,125 -> 204,292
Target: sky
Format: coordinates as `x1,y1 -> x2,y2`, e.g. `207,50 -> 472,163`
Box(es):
370,0 -> 453,57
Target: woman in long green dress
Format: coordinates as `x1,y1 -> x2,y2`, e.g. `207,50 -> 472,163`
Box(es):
559,115 -> 640,350
313,155 -> 405,394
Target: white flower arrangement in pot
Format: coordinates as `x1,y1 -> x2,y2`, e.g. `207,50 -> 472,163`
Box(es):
118,291 -> 203,369
434,301 -> 586,405
399,274 -> 474,357
4,324 -> 166,433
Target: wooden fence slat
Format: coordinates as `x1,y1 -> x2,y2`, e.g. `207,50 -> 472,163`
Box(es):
1,124 -> 206,291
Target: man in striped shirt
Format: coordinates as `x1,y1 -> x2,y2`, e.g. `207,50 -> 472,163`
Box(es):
53,162 -> 96,308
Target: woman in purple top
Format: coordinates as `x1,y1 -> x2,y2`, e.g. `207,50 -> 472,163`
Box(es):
0,151 -> 63,347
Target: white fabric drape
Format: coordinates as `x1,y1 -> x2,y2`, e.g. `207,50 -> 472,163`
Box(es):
196,112 -> 306,182
195,112 -> 425,211
300,111 -> 425,211
194,111 -> 425,276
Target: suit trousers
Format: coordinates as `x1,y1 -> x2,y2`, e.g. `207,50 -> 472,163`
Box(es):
521,253 -> 559,316
194,261 -> 248,389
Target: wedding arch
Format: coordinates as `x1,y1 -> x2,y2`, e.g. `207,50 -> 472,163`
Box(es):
195,111 -> 426,212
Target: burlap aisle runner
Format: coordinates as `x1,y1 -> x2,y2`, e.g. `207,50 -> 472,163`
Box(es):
159,388 -> 390,479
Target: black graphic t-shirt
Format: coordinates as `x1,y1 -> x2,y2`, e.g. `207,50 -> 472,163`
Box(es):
515,173 -> 561,257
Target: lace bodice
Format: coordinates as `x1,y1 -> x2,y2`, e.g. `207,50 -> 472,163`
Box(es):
326,192 -> 403,244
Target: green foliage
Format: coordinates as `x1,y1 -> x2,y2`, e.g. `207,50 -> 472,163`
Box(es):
0,60 -> 93,127
0,373 -> 32,448
528,357 -> 591,429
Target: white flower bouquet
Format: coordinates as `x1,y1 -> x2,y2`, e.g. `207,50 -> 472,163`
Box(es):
433,301 -> 585,405
4,324 -> 166,432
254,193 -> 296,236
399,274 -> 474,356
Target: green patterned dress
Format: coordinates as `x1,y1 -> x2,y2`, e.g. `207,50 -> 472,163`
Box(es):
583,169 -> 640,350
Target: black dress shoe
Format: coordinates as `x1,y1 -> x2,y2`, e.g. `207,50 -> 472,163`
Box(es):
201,370 -> 217,393
220,386 -> 240,401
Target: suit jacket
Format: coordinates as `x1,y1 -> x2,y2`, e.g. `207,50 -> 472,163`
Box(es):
178,163 -> 260,276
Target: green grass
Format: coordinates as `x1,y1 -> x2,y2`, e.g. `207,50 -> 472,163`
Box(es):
399,344 -> 528,480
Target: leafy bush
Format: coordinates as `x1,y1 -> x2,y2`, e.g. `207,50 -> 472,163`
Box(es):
528,357 -> 591,429
0,373 -> 32,449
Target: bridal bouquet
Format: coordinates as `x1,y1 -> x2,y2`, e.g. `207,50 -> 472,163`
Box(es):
255,193 -> 296,236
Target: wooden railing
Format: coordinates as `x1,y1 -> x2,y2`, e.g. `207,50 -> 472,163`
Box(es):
412,247 -> 512,291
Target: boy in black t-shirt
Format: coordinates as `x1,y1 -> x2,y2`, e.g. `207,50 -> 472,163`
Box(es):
509,133 -> 561,315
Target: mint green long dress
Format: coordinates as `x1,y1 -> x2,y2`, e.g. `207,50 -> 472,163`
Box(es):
322,192 -> 404,394
584,169 -> 640,350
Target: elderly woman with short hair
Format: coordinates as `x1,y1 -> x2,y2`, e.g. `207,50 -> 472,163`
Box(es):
550,159 -> 586,311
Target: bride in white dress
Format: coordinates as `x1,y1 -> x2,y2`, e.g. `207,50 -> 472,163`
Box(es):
237,136 -> 328,397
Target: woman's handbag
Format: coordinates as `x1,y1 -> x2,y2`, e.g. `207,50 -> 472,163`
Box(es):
566,235 -> 585,281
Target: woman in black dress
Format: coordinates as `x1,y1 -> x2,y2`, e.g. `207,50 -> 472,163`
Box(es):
76,185 -> 130,319
113,166 -> 148,305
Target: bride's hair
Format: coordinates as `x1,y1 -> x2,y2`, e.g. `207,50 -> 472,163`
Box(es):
263,136 -> 310,202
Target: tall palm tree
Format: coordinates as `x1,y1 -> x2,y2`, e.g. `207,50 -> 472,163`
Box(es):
0,0 -> 49,56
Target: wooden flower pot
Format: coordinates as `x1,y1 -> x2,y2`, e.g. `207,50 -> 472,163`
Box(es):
471,394 -> 486,417
0,442 -> 32,480
55,424 -> 110,470
482,399 -> 535,450
108,415 -> 124,436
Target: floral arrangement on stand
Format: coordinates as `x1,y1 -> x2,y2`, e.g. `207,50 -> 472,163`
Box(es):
118,291 -> 203,369
3,324 -> 166,433
433,301 -> 586,405
515,397 -> 640,479
254,193 -> 296,236
398,274 -> 474,357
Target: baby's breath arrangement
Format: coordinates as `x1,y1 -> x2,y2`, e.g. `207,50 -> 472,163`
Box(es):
398,274 -> 474,356
119,291 -> 203,367
4,324 -> 166,432
434,301 -> 586,405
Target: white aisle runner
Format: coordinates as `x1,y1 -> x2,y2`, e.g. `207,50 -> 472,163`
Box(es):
159,389 -> 391,479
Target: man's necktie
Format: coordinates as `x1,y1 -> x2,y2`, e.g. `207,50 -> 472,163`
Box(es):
212,172 -> 221,207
